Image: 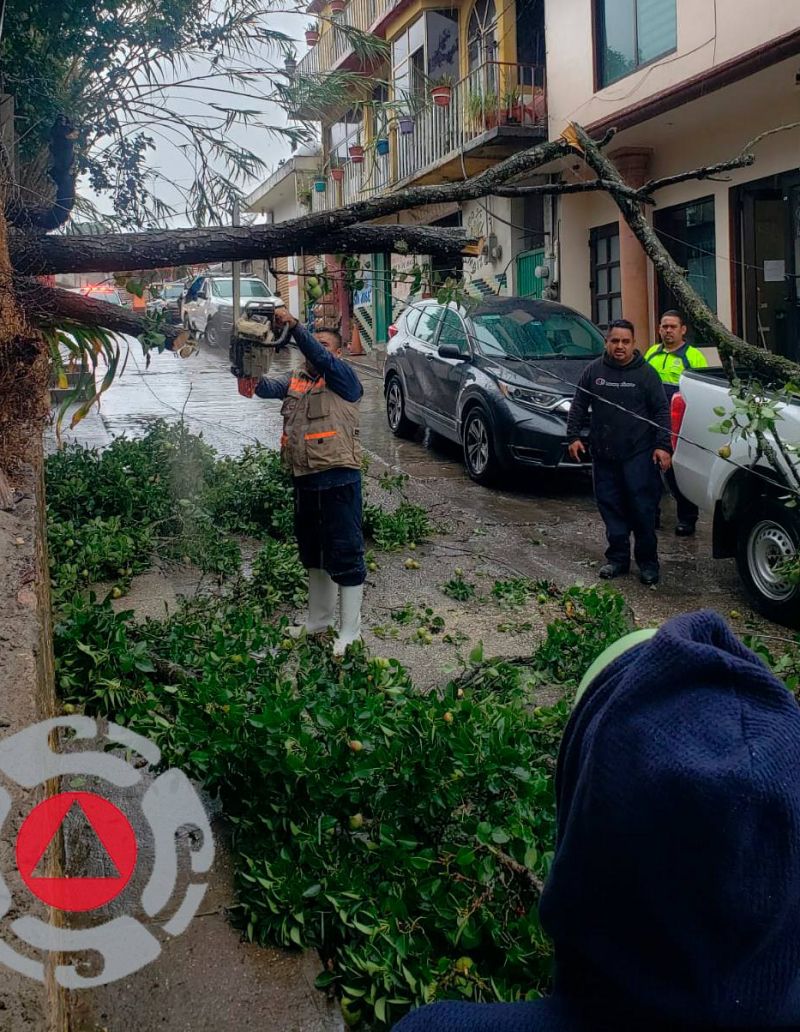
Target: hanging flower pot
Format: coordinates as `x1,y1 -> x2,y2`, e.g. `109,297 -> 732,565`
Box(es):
313,177 -> 327,193
398,116 -> 414,135
348,144 -> 365,164
375,137 -> 390,156
329,0 -> 346,12
305,27 -> 320,46
430,84 -> 452,108
284,54 -> 297,75
331,167 -> 345,183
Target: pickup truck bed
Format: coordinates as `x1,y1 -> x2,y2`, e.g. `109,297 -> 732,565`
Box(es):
673,368 -> 800,626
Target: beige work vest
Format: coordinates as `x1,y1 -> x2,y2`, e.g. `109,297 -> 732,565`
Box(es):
280,371 -> 362,478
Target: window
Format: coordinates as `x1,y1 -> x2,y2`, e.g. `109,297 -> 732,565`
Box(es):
590,224 -> 622,330
467,0 -> 497,72
438,308 -> 469,352
414,306 -> 442,344
655,196 -> 717,338
392,11 -> 459,101
403,306 -> 423,336
596,0 -> 677,87
472,303 -> 605,359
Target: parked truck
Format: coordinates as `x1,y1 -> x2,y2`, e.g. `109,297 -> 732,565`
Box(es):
672,367 -> 800,626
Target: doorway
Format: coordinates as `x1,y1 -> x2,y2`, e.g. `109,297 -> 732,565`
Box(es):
736,172 -> 800,361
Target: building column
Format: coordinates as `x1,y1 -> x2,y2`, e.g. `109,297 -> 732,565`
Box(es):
610,147 -> 653,345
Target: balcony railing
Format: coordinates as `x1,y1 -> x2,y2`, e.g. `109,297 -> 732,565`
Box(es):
311,62 -> 546,210
298,0 -> 397,77
396,63 -> 546,184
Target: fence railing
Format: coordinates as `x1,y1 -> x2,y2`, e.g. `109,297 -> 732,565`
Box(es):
298,0 -> 398,77
309,61 -> 546,209
396,62 -> 546,184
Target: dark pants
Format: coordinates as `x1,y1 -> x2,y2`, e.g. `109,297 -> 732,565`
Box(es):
294,481 -> 366,587
662,466 -> 699,526
593,451 -> 662,570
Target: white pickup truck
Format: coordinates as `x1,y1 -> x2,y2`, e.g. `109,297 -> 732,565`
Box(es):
672,367 -> 800,626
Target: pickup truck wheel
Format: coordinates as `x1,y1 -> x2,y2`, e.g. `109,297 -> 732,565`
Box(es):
204,317 -> 221,348
463,407 -> 500,486
736,499 -> 800,628
385,376 -> 417,438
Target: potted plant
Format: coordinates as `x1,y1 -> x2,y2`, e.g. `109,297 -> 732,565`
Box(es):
375,136 -> 390,156
468,89 -> 498,130
330,165 -> 345,183
298,187 -> 313,209
305,22 -> 320,46
502,84 -> 522,124
329,0 -> 346,11
397,115 -> 414,135
348,142 -> 365,164
429,75 -> 454,108
284,50 -> 297,75
313,174 -> 327,192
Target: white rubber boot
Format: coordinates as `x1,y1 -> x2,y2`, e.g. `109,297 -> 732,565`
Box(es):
288,569 -> 338,638
333,584 -> 363,656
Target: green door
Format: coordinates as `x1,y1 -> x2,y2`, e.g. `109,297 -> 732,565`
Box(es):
516,249 -> 546,299
373,253 -> 392,345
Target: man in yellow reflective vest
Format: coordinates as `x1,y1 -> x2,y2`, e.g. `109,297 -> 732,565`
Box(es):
645,310 -> 708,536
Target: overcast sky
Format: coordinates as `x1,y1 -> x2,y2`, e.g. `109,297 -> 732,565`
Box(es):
83,10 -> 311,227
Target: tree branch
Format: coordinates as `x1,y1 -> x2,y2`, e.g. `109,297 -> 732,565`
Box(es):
10,137 -> 575,275
13,279 -> 190,349
11,224 -> 475,276
637,154 -> 756,199
570,123 -> 800,384
493,179 -> 645,201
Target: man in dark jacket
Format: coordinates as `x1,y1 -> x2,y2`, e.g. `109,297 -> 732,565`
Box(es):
566,319 -> 671,585
253,309 -> 365,655
393,609 -> 800,1031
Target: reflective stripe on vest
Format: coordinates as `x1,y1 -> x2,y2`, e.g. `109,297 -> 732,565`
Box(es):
304,430 -> 337,441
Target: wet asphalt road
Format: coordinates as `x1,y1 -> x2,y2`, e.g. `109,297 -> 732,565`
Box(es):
59,336 -> 760,630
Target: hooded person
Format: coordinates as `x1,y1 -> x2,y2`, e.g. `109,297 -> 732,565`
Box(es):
392,610 -> 800,1031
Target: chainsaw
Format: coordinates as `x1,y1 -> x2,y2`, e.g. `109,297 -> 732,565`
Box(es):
229,300 -> 292,397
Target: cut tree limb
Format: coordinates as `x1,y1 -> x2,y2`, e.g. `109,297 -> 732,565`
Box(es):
571,123 -> 800,384
14,278 -> 190,349
11,223 -> 474,276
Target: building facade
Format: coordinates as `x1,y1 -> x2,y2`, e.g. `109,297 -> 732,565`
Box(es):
548,0 -> 800,356
259,0 -> 799,354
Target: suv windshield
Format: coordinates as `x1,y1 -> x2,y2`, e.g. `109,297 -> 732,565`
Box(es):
164,284 -> 184,299
473,306 -> 605,360
213,279 -> 271,299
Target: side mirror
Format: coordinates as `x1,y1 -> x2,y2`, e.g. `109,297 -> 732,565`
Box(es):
438,343 -> 468,361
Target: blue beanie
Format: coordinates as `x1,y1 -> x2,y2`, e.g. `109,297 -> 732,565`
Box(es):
393,611 -> 800,1031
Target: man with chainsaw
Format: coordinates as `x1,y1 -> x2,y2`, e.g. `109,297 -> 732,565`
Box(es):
252,308 -> 365,655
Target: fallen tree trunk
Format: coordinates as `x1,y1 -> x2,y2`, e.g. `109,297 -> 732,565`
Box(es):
12,221 -> 474,276
9,137 -> 574,275
14,279 -> 190,348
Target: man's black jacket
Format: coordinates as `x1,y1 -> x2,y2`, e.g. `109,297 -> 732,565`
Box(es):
566,351 -> 671,463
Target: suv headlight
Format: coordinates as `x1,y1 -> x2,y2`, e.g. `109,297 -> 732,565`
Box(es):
499,382 -> 565,411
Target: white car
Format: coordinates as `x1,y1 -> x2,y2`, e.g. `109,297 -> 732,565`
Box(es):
182,275 -> 282,347
672,368 -> 800,626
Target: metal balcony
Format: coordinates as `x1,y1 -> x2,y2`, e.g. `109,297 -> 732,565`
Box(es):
298,0 -> 398,77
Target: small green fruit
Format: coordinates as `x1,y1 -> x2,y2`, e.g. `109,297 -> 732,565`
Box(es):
454,956 -> 473,973
454,567 -> 464,577
111,586 -> 123,599
404,558 -> 415,569
718,444 -> 732,459
443,711 -> 454,723
368,562 -> 378,572
348,813 -> 364,830
537,593 -> 547,604
348,739 -> 363,752
408,542 -> 416,551
63,703 -> 76,714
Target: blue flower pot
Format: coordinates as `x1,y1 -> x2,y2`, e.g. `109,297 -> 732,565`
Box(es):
376,138 -> 390,156
313,178 -> 327,192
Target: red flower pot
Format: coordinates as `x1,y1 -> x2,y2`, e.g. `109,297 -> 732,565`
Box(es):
430,85 -> 452,108
331,167 -> 344,182
348,145 -> 365,164
330,0 -> 346,11
305,29 -> 320,46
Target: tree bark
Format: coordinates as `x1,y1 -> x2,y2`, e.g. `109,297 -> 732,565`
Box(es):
14,279 -> 190,349
9,137 -> 574,276
11,223 -> 474,276
571,124 -> 800,384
